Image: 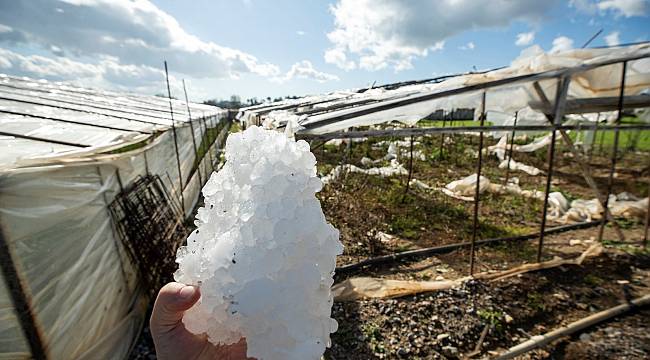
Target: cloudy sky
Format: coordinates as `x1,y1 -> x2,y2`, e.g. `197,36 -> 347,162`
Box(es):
0,0 -> 648,101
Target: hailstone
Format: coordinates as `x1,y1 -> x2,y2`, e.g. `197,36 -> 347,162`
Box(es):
174,126 -> 343,360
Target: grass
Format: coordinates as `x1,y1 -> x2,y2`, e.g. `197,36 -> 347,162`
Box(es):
569,116 -> 650,152
418,119 -> 494,127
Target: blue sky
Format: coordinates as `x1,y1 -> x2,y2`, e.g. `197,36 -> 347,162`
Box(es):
0,0 -> 648,101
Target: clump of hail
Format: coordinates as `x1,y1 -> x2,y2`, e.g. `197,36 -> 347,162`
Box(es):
175,126 -> 343,360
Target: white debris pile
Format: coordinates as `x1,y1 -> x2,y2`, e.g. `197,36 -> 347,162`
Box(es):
558,193 -> 648,224
324,137 -> 368,146
488,136 -> 543,176
321,159 -> 408,184
442,174 -> 569,216
174,126 -> 343,360
498,158 -> 542,176
443,175 -> 648,224
384,142 -> 427,161
488,132 -> 561,157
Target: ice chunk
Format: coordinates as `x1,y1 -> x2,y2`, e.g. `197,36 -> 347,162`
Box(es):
175,126 -> 343,360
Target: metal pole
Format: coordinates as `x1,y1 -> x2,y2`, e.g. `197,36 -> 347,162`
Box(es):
537,76 -> 571,262
209,115 -> 219,168
589,113 -> 600,163
0,224 -> 49,360
202,116 -> 215,173
469,91 -> 487,275
598,61 -> 627,243
581,28 -> 603,48
163,61 -> 185,212
182,79 -> 203,186
643,183 -> 650,249
403,134 -> 415,201
504,111 -> 518,185
439,118 -> 446,159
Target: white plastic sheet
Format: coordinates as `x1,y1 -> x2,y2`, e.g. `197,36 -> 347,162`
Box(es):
0,74 -> 229,358
240,44 -> 650,135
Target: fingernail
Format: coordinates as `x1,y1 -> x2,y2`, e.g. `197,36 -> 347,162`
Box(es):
179,285 -> 197,299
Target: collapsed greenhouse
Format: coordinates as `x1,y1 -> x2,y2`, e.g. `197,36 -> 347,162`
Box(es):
0,41 -> 649,359
237,43 -> 650,358
0,74 -> 229,359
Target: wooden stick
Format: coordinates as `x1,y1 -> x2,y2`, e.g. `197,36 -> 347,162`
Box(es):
495,293 -> 650,360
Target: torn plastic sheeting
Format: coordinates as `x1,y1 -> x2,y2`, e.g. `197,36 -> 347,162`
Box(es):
556,195 -> 649,224
324,137 -> 368,146
443,174 -> 569,216
445,174 -> 491,197
321,159 -> 408,184
498,158 -> 542,176
296,45 -> 650,135
333,244 -> 602,301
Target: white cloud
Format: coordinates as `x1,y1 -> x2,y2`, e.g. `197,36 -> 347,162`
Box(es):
274,60 -> 339,83
605,31 -> 621,46
0,0 -> 280,89
570,0 -> 648,17
550,36 -> 574,53
598,0 -> 648,16
296,30 -> 306,36
324,47 -> 356,71
459,41 -> 475,50
324,0 -> 556,71
0,47 -> 176,94
515,31 -> 535,46
569,0 -> 598,14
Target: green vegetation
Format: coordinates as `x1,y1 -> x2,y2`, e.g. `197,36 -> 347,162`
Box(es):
602,239 -> 650,255
526,292 -> 547,312
418,119 -> 494,127
478,309 -> 504,331
583,274 -> 604,287
568,116 -> 650,152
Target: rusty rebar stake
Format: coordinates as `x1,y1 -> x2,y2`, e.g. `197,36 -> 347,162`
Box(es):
403,134 -> 415,201
504,111 -> 518,186
469,91 -> 487,275
598,61 -> 627,243
182,79 -> 203,186
163,61 -> 185,212
537,77 -> 571,262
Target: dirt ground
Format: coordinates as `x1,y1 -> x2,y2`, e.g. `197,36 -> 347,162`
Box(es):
326,229 -> 650,359
319,131 -> 650,359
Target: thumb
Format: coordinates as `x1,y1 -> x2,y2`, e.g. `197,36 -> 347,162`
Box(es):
150,282 -> 201,334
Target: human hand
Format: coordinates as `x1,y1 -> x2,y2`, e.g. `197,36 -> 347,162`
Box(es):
150,282 -> 251,360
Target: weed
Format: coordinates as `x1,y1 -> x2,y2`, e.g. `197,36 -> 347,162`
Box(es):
526,292 -> 546,312
477,309 -> 503,332
584,274 -> 604,286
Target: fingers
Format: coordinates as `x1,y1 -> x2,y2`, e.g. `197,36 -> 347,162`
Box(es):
215,338 -> 253,360
150,282 -> 201,334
